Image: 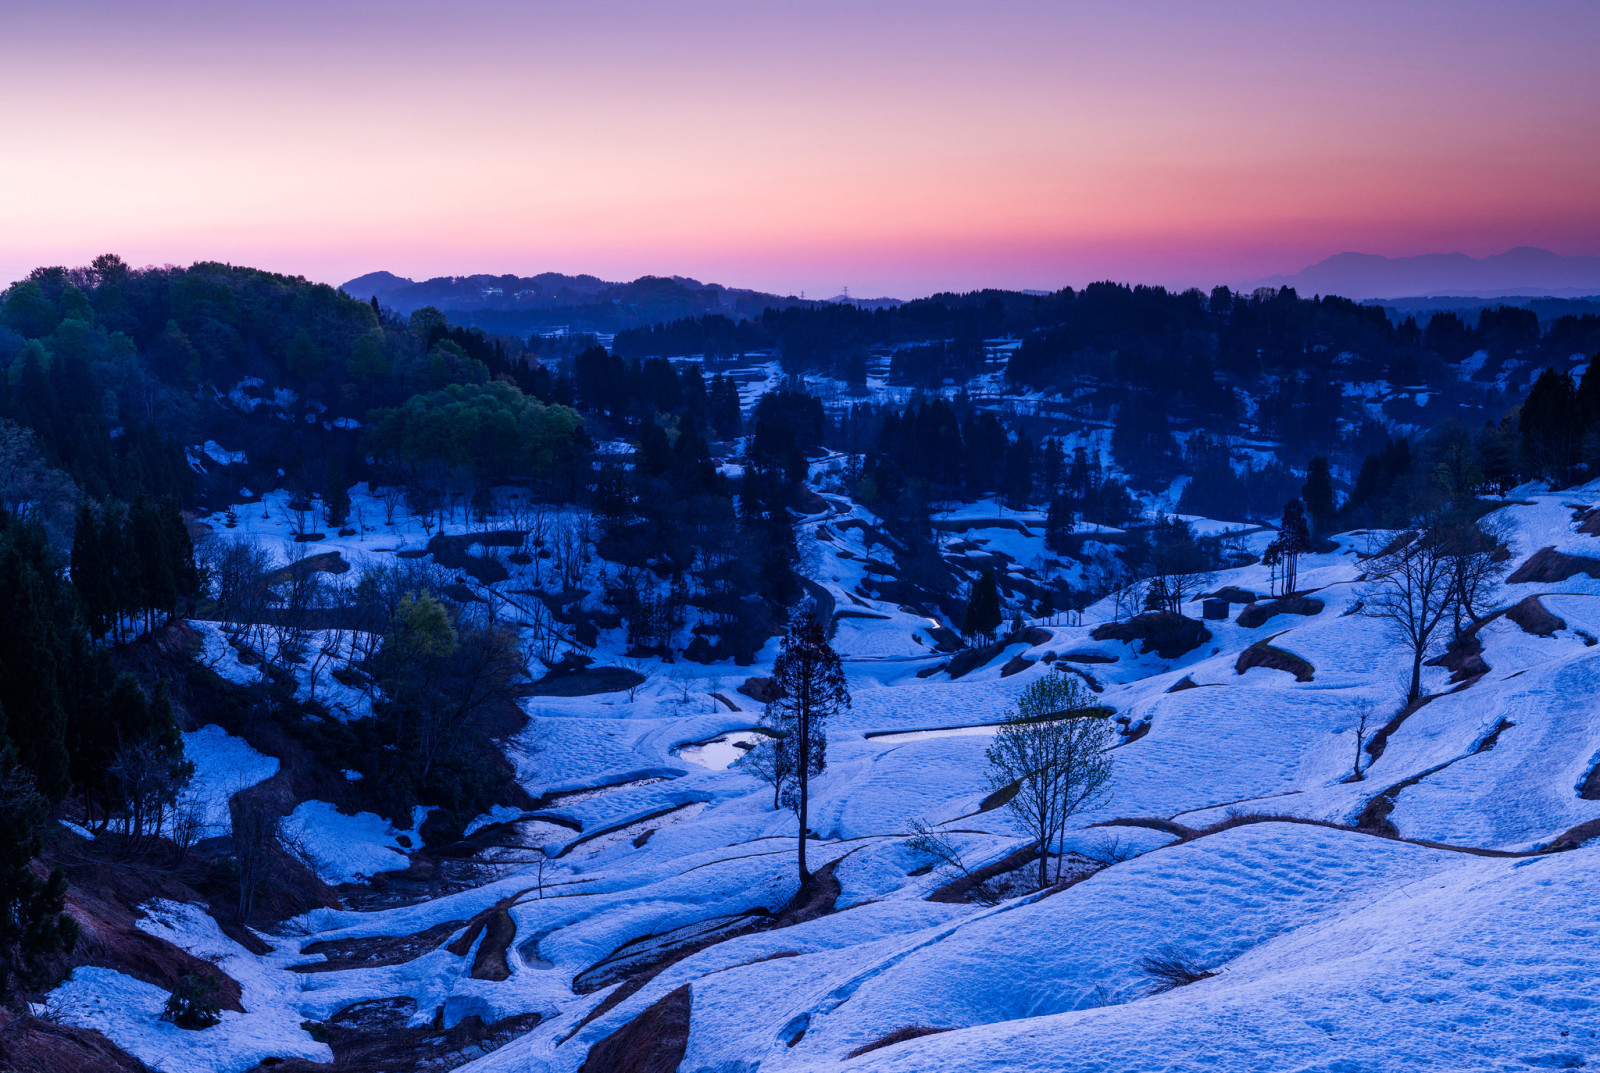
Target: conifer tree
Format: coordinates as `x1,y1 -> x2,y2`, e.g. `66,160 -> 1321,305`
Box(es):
963,569 -> 1003,645
765,614 -> 850,882
1301,458 -> 1337,536
0,736 -> 78,1006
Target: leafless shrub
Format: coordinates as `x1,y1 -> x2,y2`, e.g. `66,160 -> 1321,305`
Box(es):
904,820 -> 996,905
1139,948 -> 1217,993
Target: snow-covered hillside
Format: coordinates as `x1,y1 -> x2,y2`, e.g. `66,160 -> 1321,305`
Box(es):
47,479 -> 1600,1072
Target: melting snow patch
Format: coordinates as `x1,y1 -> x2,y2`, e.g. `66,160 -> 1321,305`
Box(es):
180,725 -> 279,838
464,803 -> 526,837
282,801 -> 431,885
49,900 -> 329,1073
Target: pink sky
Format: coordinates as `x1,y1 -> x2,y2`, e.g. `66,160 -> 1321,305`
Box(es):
2,1 -> 1597,297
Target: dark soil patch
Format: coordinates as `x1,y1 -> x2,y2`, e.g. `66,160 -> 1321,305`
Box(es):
738,677 -> 780,703
565,859 -> 845,1046
1166,675 -> 1200,692
1201,585 -> 1258,604
0,1010 -> 151,1073
259,997 -> 541,1073
999,655 -> 1035,678
1580,759 -> 1600,801
295,919 -> 468,974
54,840 -> 247,1013
1018,627 -> 1053,646
1547,817 -> 1600,852
977,780 -> 1020,813
1427,634 -> 1490,683
577,984 -> 691,1073
1235,596 -> 1324,629
1507,546 -> 1600,584
1091,613 -> 1211,660
846,1024 -> 953,1059
265,551 -> 351,586
1234,639 -> 1314,682
524,666 -> 645,698
1365,693 -> 1441,764
946,642 -> 1005,680
1059,651 -> 1118,664
927,843 -> 1039,903
926,626 -> 965,653
1505,594 -> 1566,636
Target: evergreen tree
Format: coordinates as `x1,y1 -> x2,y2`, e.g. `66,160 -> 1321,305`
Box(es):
1002,433 -> 1035,509
1301,457 -> 1337,536
0,512 -> 71,799
71,502 -> 115,639
1519,367 -> 1579,482
0,741 -> 78,1006
962,569 -> 1003,644
1266,500 -> 1313,596
764,614 -> 850,882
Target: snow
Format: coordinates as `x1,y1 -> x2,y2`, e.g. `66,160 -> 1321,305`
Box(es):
77,473 -> 1600,1072
179,725 -> 279,837
281,801 -> 431,885
50,901 -> 330,1073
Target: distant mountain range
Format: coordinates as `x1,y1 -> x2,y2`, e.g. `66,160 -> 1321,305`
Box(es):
1250,247 -> 1600,300
340,271 -> 901,335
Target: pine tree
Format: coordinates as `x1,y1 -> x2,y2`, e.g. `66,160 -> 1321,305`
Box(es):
1301,457 -> 1337,536
764,614 -> 850,882
963,569 -> 1003,645
1267,500 -> 1313,596
71,502 -> 115,639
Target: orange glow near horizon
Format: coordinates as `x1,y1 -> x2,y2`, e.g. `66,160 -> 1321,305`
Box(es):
2,1 -> 1598,296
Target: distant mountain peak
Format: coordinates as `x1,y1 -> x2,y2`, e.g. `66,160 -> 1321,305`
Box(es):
1249,247 -> 1600,300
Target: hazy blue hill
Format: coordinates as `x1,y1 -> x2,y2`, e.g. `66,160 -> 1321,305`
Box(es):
1253,246 -> 1600,300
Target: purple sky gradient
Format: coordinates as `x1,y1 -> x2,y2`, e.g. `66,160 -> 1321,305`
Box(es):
2,1 -> 1597,296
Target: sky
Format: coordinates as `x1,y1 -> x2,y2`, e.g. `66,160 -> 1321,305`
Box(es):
2,0 -> 1598,298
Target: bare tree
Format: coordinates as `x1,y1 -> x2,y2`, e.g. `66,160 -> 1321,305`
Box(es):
1349,699 -> 1374,781
230,793 -> 281,923
985,674 -> 1114,890
1358,527 -> 1455,703
1437,515 -> 1508,639
765,613 -> 851,882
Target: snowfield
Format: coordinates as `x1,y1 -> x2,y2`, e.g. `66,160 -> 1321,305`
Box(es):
51,477 -> 1600,1072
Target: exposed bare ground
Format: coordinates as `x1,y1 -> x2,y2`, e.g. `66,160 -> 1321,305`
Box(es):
1505,595 -> 1566,636
1091,613 -> 1212,660
1507,546 -> 1600,584
846,1024 -> 953,1059
295,919 -> 469,974
576,984 -> 691,1073
0,1011 -> 152,1073
1234,638 -> 1314,682
1236,596 -> 1325,629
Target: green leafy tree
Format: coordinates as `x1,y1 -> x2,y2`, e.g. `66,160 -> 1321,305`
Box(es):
985,674 -> 1113,889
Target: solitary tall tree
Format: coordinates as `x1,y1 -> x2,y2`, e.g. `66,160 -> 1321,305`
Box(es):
765,612 -> 851,882
1302,458 -> 1337,536
1266,500 -> 1313,596
963,570 -> 1002,644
